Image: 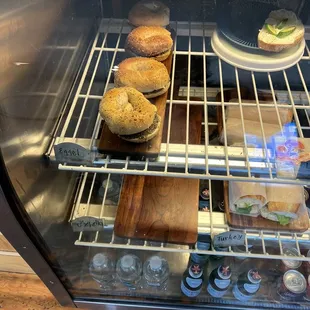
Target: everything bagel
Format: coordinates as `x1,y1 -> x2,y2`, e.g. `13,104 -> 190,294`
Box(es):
125,26 -> 173,62
99,87 -> 161,143
114,57 -> 170,98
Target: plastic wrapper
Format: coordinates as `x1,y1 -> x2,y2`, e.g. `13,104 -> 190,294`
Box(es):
229,181 -> 267,217
261,184 -> 304,225
220,100 -> 293,146
227,101 -> 292,124
223,118 -> 283,146
266,184 -> 304,204
295,138 -> 310,179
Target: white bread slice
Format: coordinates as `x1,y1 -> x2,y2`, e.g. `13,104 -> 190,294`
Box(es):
258,9 -> 304,52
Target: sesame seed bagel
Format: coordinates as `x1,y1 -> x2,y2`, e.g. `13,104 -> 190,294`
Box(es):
128,0 -> 170,27
125,26 -> 173,61
114,57 -> 170,99
99,87 -> 157,136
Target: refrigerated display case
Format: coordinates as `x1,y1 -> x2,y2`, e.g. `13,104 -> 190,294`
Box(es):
1,0 -> 310,309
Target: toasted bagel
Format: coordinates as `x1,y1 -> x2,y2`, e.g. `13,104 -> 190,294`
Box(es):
128,1 -> 170,27
125,26 -> 173,61
99,87 -> 156,136
114,57 -> 170,98
120,114 -> 161,143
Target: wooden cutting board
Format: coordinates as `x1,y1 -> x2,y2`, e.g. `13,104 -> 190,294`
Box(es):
224,182 -> 309,232
115,175 -> 199,244
97,53 -> 173,159
114,105 -> 203,244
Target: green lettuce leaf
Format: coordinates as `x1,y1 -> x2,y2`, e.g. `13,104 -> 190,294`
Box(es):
275,214 -> 291,226
236,203 -> 252,215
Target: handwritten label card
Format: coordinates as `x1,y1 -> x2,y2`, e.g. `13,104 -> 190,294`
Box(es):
54,142 -> 94,164
213,231 -> 245,247
71,216 -> 105,232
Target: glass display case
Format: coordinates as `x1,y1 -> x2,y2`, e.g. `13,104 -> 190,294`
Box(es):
1,0 -> 310,309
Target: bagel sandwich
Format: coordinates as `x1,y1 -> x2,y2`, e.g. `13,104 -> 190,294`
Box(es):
99,87 -> 161,143
114,58 -> 170,98
128,0 -> 170,27
120,113 -> 161,143
125,26 -> 173,62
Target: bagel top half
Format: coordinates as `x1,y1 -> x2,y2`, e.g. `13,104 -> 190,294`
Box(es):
125,26 -> 173,58
128,0 -> 170,27
114,57 -> 170,98
99,87 -> 157,136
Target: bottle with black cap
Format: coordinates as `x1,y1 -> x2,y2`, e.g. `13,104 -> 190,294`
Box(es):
190,235 -> 211,266
233,268 -> 262,301
181,264 -> 204,298
207,265 -> 232,298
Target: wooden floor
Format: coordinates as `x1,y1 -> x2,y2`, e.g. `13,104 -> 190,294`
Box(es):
0,272 -> 77,309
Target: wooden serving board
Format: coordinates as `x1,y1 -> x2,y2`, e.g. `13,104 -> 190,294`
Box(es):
114,105 -> 203,244
224,182 -> 309,232
115,175 -> 199,244
97,53 -> 173,159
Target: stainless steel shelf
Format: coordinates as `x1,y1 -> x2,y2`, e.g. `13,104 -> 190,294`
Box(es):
71,172 -> 310,262
49,18 -> 310,185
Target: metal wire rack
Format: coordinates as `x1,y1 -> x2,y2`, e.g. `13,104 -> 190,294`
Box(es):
70,172 -> 310,262
49,18 -> 310,185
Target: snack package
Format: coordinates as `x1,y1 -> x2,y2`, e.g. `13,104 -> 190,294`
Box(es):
296,138 -> 310,179
229,182 -> 267,217
272,124 -> 310,179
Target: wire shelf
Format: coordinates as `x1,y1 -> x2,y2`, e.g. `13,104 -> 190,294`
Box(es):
71,172 -> 310,262
50,18 -> 310,185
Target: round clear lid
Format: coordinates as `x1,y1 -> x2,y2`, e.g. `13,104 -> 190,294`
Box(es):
149,256 -> 162,271
121,255 -> 134,269
103,179 -> 113,190
92,253 -> 108,268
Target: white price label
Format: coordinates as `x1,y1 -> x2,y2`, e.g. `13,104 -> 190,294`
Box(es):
54,142 -> 93,164
71,216 -> 104,232
213,231 -> 245,247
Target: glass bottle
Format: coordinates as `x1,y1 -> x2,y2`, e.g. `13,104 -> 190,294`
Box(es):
98,178 -> 120,203
207,265 -> 232,298
190,235 -> 211,266
181,264 -> 204,298
233,268 -> 262,301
